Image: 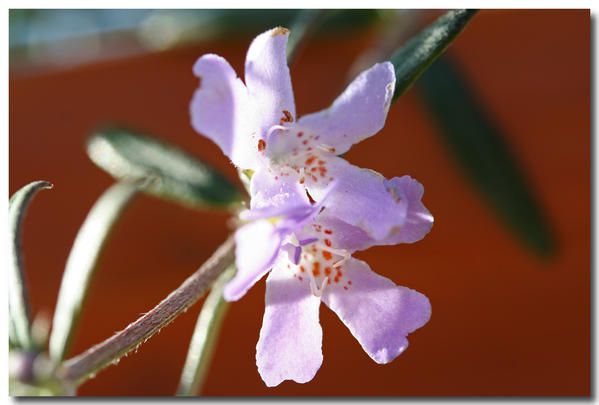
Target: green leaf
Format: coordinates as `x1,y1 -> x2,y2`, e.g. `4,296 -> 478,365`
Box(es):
390,9 -> 477,102
9,181 -> 53,350
417,57 -> 555,256
176,265 -> 235,396
49,181 -> 139,363
87,128 -> 243,210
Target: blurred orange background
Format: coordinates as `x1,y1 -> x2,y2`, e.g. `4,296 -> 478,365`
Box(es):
9,10 -> 590,396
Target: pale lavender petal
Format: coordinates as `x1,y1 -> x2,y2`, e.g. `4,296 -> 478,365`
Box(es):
224,219 -> 282,301
310,216 -> 374,251
321,258 -> 431,364
245,27 -> 296,139
313,176 -> 433,251
256,260 -> 323,387
190,54 -> 259,170
297,62 -> 395,155
382,176 -> 434,244
308,157 -> 408,241
240,203 -> 313,228
249,167 -> 308,211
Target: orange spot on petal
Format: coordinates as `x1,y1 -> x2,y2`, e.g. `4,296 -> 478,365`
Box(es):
312,262 -> 321,276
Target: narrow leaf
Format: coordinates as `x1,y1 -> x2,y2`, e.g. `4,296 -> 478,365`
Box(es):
49,181 -> 139,362
87,127 -> 243,210
417,57 -> 555,255
390,9 -> 477,102
177,265 -> 235,396
9,180 -> 53,350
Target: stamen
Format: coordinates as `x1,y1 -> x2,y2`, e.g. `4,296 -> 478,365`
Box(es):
288,233 -> 300,246
306,190 -> 316,205
293,246 -> 302,265
299,237 -> 318,246
316,144 -> 336,154
266,125 -> 289,141
307,269 -> 329,297
313,241 -> 350,268
333,256 -> 350,268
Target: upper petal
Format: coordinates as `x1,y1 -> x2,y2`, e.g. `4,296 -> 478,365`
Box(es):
224,219 -> 282,301
245,27 -> 296,138
308,157 -> 408,241
381,176 -> 434,244
297,62 -> 395,155
256,260 -> 323,387
249,167 -> 309,211
313,175 -> 434,251
321,258 -> 431,364
190,54 -> 260,170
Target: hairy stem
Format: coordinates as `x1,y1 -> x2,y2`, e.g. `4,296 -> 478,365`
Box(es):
56,236 -> 235,386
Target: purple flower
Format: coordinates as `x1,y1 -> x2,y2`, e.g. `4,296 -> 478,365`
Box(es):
190,27 -> 434,386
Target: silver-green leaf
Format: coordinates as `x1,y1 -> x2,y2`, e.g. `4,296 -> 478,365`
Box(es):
176,265 -> 235,396
390,9 -> 477,102
49,181 -> 139,363
417,57 -> 555,255
9,180 -> 53,350
87,128 -> 243,210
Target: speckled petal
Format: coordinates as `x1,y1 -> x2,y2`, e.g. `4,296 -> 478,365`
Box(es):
308,157 -> 408,241
245,27 -> 296,140
256,260 -> 323,387
313,176 -> 433,250
321,257 -> 431,364
249,168 -> 308,210
297,62 -> 395,155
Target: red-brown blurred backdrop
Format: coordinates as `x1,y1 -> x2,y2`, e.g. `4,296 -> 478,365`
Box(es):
9,10 -> 590,396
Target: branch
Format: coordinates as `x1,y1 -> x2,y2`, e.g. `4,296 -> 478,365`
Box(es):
56,236 -> 235,386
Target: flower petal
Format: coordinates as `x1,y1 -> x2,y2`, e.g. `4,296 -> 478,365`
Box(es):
308,157 -> 407,241
309,215 -> 373,251
322,258 -> 431,364
256,260 -> 323,387
249,168 -> 308,210
190,54 -> 259,170
382,176 -> 434,244
245,27 -> 296,138
312,176 -> 433,251
297,62 -> 395,155
224,219 -> 282,301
